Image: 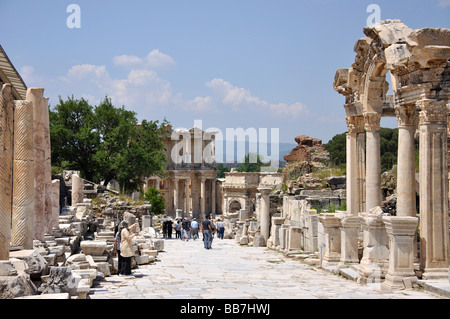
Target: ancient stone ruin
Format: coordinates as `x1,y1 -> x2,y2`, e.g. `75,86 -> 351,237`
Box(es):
267,19 -> 450,292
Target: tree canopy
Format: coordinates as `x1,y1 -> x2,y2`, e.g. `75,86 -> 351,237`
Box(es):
50,96 -> 170,193
324,128 -> 409,173
236,153 -> 270,172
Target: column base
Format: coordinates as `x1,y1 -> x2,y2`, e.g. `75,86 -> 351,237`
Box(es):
421,268 -> 449,281
381,273 -> 417,292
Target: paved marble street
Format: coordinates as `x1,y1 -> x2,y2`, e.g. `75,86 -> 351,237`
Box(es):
87,237 -> 442,300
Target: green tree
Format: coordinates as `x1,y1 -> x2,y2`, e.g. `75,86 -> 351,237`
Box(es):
324,132 -> 347,166
50,96 -> 100,181
236,153 -> 269,172
50,96 -> 170,193
143,186 -> 165,216
216,163 -> 231,178
324,128 -> 403,173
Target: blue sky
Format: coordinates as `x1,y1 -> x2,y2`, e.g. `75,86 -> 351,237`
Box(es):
1,0 -> 449,149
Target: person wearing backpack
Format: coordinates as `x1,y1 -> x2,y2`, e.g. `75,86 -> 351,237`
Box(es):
202,215 -> 214,249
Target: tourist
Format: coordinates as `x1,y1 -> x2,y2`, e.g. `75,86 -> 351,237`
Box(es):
167,219 -> 173,239
217,218 -> 225,239
162,219 -> 168,238
181,218 -> 191,241
175,220 -> 181,239
114,222 -> 124,273
191,218 -> 199,240
202,215 -> 214,249
119,221 -> 139,277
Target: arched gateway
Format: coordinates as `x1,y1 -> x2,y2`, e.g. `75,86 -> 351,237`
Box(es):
333,20 -> 450,282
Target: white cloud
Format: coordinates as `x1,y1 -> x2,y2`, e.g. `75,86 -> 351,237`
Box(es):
113,49 -> 176,69
438,0 -> 450,7
113,54 -> 143,67
205,78 -> 307,117
145,49 -> 176,69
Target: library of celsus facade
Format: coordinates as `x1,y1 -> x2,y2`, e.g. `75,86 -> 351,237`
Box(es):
333,20 -> 450,287
145,126 -> 220,219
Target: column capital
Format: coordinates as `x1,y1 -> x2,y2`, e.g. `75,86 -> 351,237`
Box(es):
395,104 -> 418,128
257,187 -> 272,195
417,98 -> 449,125
363,112 -> 381,132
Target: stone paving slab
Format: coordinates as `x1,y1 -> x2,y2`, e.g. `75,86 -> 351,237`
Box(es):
88,237 -> 444,300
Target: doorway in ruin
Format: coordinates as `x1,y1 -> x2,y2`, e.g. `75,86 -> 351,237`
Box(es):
229,200 -> 242,213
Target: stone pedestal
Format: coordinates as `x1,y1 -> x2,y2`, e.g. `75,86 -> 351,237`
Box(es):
358,209 -> 389,282
288,227 -> 302,251
339,215 -> 360,265
270,217 -> 285,248
318,213 -> 341,266
381,216 -> 418,291
71,174 -> 84,206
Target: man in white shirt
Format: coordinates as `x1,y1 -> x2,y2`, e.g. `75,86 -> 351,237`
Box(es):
190,218 -> 199,240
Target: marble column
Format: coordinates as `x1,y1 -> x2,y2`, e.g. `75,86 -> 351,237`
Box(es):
211,179 -> 216,219
173,178 -> 180,214
43,97 -> 53,235
258,187 -> 271,245
71,174 -> 84,206
395,104 -> 417,217
345,116 -> 358,216
51,179 -> 60,231
200,177 -> 206,218
417,98 -> 450,280
185,178 -> 190,217
381,216 -> 418,291
12,100 -> 35,249
26,88 -> 46,241
364,112 -> 382,211
0,84 -> 14,260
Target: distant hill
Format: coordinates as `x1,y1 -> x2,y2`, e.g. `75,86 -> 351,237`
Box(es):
215,140 -> 296,169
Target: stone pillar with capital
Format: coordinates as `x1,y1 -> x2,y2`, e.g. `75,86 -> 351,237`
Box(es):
363,112 -> 382,211
173,178 -> 180,214
200,177 -> 206,218
345,116 -> 358,216
211,179 -> 216,219
185,178 -> 190,217
417,98 -> 450,280
395,104 -> 417,218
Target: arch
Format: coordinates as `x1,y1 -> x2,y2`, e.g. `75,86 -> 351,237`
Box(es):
228,199 -> 242,214
334,19 -> 450,279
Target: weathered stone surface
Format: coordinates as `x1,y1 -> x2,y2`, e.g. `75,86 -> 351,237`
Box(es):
9,249 -> 48,278
0,274 -> 37,299
38,266 -> 81,296
80,241 -> 107,256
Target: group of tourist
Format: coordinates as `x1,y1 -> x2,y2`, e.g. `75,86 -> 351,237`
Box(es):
162,216 -> 226,249
113,215 -> 227,276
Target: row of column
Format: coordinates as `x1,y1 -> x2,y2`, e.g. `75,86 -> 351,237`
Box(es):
173,177 -> 216,218
345,97 -> 449,280
0,85 -> 57,260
